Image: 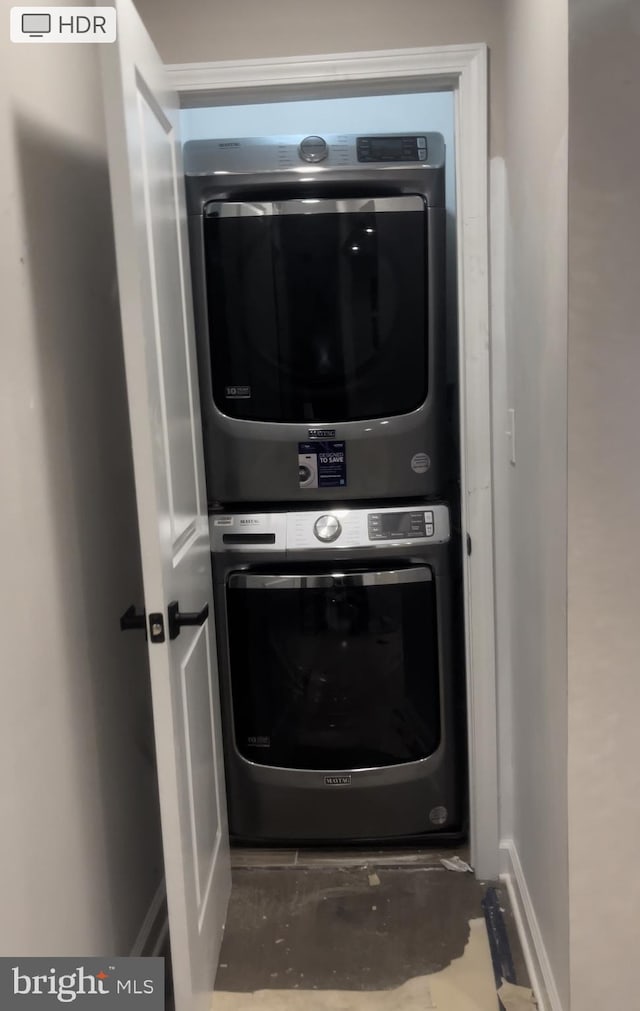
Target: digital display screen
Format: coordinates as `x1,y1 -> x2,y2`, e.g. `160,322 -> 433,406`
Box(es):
368,511 -> 426,540
384,513 -> 413,534
370,138 -> 404,160
357,136 -> 426,163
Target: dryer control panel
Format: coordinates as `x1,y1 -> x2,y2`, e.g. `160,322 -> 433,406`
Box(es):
210,504 -> 450,552
184,132 -> 445,175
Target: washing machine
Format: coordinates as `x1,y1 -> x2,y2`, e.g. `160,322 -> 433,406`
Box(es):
211,502 -> 465,843
185,132 -> 447,506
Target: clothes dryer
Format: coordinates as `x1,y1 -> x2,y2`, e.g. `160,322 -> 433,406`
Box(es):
186,133 -> 447,506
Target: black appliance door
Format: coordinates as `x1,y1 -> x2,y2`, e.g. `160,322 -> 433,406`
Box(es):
226,567 -> 441,770
203,196 -> 428,423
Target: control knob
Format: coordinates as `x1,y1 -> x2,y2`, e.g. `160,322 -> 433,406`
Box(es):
313,514 -> 342,543
299,135 -> 328,163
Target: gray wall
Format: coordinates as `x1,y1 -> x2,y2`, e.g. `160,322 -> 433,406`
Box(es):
567,0 -> 640,1006
0,27 -> 163,953
503,1 -> 569,1007
135,0 -> 506,156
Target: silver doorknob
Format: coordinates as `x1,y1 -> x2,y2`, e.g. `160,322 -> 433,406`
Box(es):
313,514 -> 342,543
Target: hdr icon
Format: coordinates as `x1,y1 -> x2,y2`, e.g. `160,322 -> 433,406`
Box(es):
10,7 -> 117,43
56,12 -> 109,34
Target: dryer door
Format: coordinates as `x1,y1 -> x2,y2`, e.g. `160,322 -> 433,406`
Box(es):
226,566 -> 441,771
203,196 -> 428,423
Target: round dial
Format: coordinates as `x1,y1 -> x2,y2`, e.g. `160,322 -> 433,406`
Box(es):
313,514 -> 342,543
299,135 -> 328,163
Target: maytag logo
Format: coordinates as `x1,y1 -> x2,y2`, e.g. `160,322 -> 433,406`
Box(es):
308,428 -> 336,439
324,775 -> 352,786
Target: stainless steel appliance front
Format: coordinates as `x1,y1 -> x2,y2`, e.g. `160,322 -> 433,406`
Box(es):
185,133 -> 447,506
211,503 -> 464,843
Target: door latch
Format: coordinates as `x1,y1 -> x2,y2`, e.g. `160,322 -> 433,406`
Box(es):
119,605 -> 146,634
119,605 -> 165,643
148,612 -> 166,643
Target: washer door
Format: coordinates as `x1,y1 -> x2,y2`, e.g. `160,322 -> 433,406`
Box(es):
226,566 -> 441,770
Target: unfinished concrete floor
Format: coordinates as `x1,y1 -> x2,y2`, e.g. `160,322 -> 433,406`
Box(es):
212,848 -> 531,1009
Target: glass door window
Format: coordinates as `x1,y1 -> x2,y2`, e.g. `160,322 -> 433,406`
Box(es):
226,567 -> 441,770
203,196 -> 428,423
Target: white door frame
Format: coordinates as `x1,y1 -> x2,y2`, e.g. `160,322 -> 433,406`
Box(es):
167,43 -> 499,879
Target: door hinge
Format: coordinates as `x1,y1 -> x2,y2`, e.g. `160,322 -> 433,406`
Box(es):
148,612 -> 165,643
467,533 -> 472,556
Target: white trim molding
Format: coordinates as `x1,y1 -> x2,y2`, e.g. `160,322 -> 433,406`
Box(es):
167,43 -> 499,879
501,840 -> 565,1011
168,44 -> 486,105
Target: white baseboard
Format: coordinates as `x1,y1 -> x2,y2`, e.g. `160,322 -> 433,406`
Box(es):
130,879 -> 169,958
499,840 -> 564,1011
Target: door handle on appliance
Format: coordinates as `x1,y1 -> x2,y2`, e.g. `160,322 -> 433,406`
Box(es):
167,600 -> 209,640
229,569 -> 432,589
119,605 -> 146,632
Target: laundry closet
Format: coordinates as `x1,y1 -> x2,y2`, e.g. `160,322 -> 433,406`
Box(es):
177,91 -> 465,846
101,9 -> 496,1009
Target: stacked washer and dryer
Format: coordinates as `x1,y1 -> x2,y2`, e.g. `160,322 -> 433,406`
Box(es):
185,132 -> 466,844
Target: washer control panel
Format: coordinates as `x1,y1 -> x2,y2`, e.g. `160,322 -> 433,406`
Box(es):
289,505 -> 450,549
211,505 -> 450,552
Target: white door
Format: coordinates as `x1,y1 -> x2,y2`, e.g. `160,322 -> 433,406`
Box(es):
99,2 -> 230,1009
